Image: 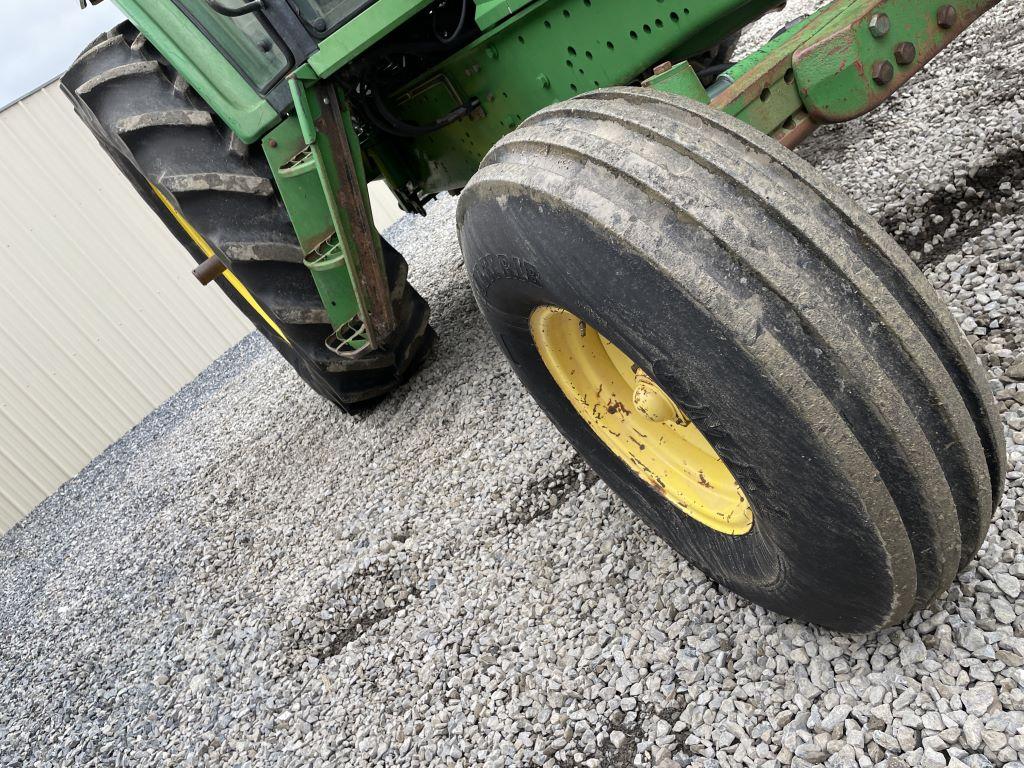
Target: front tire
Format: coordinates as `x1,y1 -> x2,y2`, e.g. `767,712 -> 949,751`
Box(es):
457,88 -> 1004,632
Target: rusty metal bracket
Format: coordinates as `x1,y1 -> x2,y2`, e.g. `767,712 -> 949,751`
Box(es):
317,85 -> 397,347
793,0 -> 1000,123
707,0 -> 999,148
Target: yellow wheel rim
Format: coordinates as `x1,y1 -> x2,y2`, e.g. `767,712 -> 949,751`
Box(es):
530,306 -> 753,536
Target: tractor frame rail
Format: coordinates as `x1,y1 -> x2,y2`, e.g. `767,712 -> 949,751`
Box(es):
648,0 -> 998,148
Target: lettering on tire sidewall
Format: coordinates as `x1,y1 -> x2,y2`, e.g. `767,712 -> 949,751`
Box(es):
473,253 -> 542,296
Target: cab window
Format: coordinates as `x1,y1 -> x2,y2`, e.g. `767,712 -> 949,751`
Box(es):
287,0 -> 376,34
173,0 -> 290,92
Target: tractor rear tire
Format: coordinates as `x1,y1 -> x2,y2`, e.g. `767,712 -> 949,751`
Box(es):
61,22 -> 434,412
457,88 -> 1005,632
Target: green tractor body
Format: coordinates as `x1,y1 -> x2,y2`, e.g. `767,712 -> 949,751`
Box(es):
63,0 -> 1007,631
76,0 -> 998,360
97,0 -> 786,346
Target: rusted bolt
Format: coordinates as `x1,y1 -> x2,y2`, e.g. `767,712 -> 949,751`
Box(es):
872,59 -> 895,86
268,139 -> 278,148
192,256 -> 227,286
894,42 -> 917,65
868,13 -> 890,38
653,61 -> 674,76
937,5 -> 958,28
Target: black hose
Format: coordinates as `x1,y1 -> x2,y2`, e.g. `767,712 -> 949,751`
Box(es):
434,0 -> 469,45
366,87 -> 479,137
696,62 -> 734,82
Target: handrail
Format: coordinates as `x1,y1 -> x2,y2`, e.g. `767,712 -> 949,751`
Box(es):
205,0 -> 264,17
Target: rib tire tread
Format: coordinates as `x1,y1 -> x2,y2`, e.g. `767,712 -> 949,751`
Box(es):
513,90 -> 999,574
487,132 -> 958,608
585,89 -> 1004,518
462,160 -> 918,628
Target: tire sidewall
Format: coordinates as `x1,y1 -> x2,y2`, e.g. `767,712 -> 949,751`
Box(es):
459,188 -> 901,631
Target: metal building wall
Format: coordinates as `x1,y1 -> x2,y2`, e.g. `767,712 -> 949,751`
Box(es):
0,81 -> 404,533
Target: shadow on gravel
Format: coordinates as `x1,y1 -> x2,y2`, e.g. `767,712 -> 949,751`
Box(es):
486,455 -> 600,535
597,703 -> 695,768
318,585 -> 423,660
879,146 -> 1024,266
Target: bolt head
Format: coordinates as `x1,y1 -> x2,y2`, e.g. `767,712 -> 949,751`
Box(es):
937,4 -> 958,28
868,13 -> 890,38
894,41 -> 917,65
872,59 -> 895,86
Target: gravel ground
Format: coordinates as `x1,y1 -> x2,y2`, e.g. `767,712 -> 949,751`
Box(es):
2,3 -> 1023,767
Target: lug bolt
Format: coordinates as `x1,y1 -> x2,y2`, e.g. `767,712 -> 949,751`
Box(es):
894,41 -> 917,65
872,59 -> 895,85
868,13 -> 891,38
937,4 -> 958,28
537,73 -> 551,89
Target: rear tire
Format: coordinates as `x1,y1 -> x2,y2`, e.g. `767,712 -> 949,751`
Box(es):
62,22 -> 434,412
458,88 -> 1005,632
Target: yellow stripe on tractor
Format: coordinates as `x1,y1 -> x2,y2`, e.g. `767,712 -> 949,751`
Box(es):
149,184 -> 289,344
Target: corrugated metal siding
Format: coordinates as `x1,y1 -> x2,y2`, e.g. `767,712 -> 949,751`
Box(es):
369,180 -> 404,230
0,81 -> 404,533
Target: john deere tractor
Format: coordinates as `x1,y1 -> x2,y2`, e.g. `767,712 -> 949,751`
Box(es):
65,0 -> 1006,632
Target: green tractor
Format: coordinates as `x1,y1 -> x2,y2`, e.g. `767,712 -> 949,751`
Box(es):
65,0 -> 1006,632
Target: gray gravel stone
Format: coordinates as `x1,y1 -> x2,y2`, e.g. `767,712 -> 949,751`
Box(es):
962,683 -> 999,717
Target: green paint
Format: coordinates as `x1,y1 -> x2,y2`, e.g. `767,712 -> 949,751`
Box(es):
110,0 -> 280,143
107,0 -> 999,352
389,0 -> 779,194
792,0 -> 999,123
305,237 -> 368,347
701,0 -> 997,137
474,0 -> 538,31
264,84 -> 364,336
264,116 -> 337,253
731,75 -> 804,135
642,62 -> 709,103
307,0 -> 436,78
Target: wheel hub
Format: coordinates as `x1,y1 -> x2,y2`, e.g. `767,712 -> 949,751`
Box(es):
632,371 -> 677,424
530,306 -> 753,536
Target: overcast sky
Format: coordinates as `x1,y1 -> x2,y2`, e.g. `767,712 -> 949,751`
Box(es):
0,0 -> 126,109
